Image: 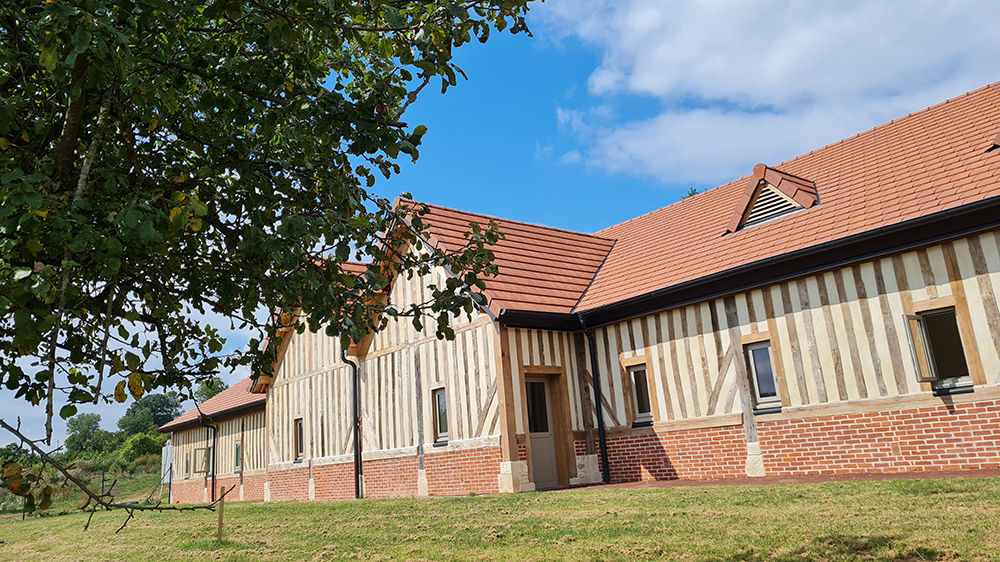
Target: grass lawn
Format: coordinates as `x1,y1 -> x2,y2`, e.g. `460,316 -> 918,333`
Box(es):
0,476 -> 998,561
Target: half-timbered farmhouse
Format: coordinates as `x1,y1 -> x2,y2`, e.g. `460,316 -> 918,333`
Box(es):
163,82 -> 1000,503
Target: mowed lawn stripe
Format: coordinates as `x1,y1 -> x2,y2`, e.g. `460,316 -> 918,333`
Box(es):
1,477 -> 998,561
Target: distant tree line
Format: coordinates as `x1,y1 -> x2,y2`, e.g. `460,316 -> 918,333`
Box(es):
0,377 -> 227,472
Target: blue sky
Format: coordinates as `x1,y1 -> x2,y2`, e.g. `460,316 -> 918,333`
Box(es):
7,0 -> 1000,445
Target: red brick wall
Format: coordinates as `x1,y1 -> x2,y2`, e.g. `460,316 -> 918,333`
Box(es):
312,463 -> 355,501
267,464 -> 310,502
171,478 -> 207,504
364,456 -> 419,498
425,446 -> 502,496
591,425 -> 748,483
758,399 -> 1000,474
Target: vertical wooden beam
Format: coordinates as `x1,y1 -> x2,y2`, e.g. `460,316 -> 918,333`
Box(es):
494,323 -> 517,463
943,242 -> 987,385
573,332 -> 596,455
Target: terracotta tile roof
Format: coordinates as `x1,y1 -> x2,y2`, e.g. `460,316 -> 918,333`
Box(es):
160,377 -> 265,432
576,81 -> 1000,311
402,201 -> 616,315
340,261 -> 369,276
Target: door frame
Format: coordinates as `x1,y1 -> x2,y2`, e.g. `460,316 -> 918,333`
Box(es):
519,365 -> 575,488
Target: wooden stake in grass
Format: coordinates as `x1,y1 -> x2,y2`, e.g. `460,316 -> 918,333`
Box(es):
217,486 -> 225,543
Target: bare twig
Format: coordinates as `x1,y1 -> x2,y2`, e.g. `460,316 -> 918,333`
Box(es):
0,418 -> 229,532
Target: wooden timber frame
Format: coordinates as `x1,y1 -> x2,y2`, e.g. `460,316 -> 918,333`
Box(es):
518,364 -> 576,488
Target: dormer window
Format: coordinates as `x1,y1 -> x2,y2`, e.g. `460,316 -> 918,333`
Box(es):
726,163 -> 820,233
743,182 -> 801,227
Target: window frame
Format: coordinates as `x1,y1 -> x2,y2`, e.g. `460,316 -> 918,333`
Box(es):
904,306 -> 973,390
234,439 -> 243,472
628,364 -> 654,426
193,447 -> 209,474
294,418 -> 304,460
184,451 -> 191,479
745,341 -> 782,410
431,387 -> 449,443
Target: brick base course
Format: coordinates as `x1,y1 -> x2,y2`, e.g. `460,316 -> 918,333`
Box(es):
171,472 -> 266,503
578,398 -> 1000,484
425,446 -> 502,496
175,446 -> 503,504
585,425 -> 748,483
757,399 -> 1000,475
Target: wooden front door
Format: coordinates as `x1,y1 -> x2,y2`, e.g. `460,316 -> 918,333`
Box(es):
526,378 -> 559,490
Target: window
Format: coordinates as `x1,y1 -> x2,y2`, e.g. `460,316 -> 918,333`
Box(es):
184,451 -> 191,478
745,342 -> 781,410
235,440 -> 243,472
432,388 -> 448,442
294,418 -> 304,459
193,448 -> 209,474
629,365 -> 653,425
905,308 -> 971,390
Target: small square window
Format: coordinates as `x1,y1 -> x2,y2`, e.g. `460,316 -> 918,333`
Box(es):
905,308 -> 971,390
193,447 -> 209,474
432,388 -> 448,442
235,441 -> 243,471
294,418 -> 305,459
629,365 -> 653,425
745,342 -> 781,410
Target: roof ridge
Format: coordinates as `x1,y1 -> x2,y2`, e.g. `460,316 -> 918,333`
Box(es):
594,82 -> 1000,238
594,184 -> 736,237
404,199 -> 617,241
775,81 -> 998,170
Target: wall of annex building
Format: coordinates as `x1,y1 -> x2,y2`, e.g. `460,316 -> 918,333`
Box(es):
267,263 -> 502,468
170,410 -> 267,482
580,229 -> 1000,432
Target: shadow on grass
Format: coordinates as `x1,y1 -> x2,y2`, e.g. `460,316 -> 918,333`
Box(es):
727,534 -> 956,562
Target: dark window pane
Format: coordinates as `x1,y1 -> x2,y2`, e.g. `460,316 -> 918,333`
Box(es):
296,419 -> 304,457
923,310 -> 969,380
632,368 -> 651,415
751,347 -> 777,398
526,382 -> 549,433
435,390 -> 448,436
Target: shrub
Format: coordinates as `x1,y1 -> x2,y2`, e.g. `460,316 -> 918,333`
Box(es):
119,433 -> 163,465
132,453 -> 160,471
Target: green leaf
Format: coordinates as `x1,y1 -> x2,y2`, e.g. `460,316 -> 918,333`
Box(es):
71,26 -> 92,54
125,351 -> 140,371
39,41 -> 57,72
59,404 -> 78,419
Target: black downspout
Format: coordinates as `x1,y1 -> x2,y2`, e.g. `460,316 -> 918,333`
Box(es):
342,349 -> 362,499
585,329 -> 611,484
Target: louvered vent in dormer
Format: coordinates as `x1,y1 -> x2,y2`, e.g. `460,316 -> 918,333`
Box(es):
742,184 -> 800,227
725,164 -> 819,234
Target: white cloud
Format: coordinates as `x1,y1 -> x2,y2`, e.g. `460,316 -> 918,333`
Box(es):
559,150 -> 583,164
536,0 -> 1000,184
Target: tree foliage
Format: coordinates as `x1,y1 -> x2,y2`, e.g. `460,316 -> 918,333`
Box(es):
120,392 -> 183,429
0,0 -> 527,455
193,375 -> 227,404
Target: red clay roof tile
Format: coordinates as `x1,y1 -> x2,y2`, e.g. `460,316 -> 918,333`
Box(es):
576,81 -> 1000,311
159,377 -> 264,432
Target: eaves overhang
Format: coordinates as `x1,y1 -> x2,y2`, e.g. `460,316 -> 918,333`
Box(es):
158,400 -> 266,434
577,194 -> 1000,329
